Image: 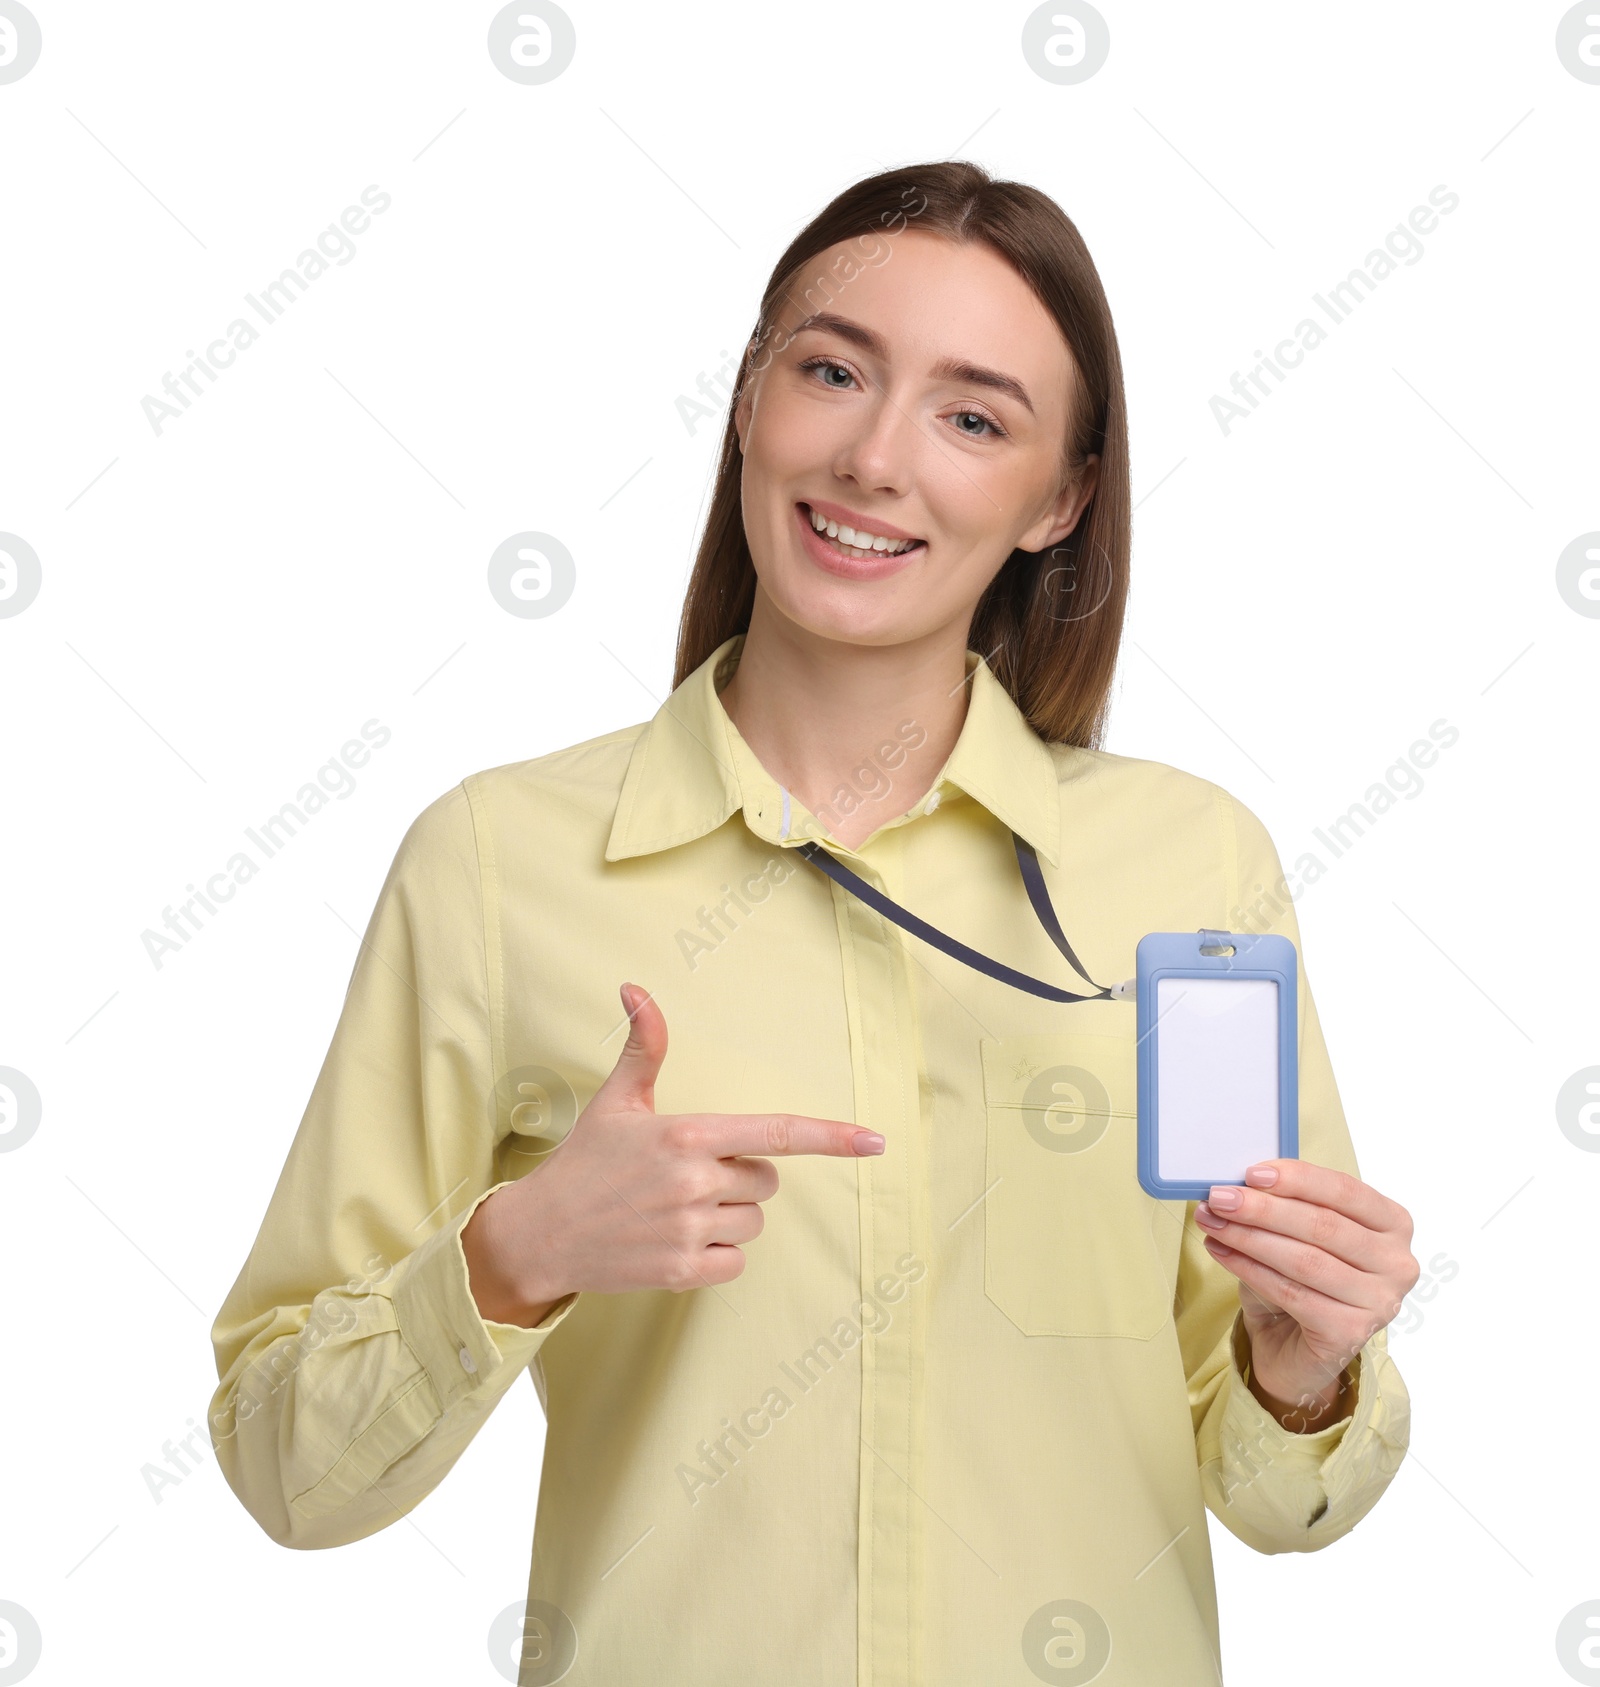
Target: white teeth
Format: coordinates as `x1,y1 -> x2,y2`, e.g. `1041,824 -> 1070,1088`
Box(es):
806,506 -> 918,556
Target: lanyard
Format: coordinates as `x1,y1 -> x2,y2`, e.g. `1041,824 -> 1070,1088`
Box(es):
796,831 -> 1116,1005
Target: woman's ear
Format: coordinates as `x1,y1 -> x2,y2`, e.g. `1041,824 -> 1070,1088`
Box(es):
1023,453 -> 1100,552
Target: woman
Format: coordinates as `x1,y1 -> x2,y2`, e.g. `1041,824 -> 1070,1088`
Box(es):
211,161 -> 1416,1685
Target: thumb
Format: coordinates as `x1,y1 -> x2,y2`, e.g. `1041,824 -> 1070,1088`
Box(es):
596,982 -> 667,1113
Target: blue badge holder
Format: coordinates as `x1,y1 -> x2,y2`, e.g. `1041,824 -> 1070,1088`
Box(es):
1135,930 -> 1298,1201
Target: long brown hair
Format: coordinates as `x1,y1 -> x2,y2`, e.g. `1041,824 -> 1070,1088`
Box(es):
671,160 -> 1131,749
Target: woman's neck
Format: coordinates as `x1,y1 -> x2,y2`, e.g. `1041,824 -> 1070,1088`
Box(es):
716,593 -> 972,852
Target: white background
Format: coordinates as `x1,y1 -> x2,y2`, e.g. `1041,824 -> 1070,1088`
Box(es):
2,2 -> 1595,1682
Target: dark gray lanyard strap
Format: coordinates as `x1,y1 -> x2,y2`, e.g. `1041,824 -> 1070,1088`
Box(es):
1010,833 -> 1107,996
795,831 -> 1113,1004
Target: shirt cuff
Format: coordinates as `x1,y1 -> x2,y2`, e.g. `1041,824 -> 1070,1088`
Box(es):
391,1180 -> 580,1412
1216,1311 -> 1358,1528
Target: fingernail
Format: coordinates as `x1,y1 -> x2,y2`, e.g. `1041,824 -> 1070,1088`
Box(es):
853,1131 -> 886,1155
619,984 -> 639,1015
1246,1164 -> 1279,1186
1207,1185 -> 1241,1210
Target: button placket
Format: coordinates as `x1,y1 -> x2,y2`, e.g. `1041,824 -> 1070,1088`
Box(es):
833,832 -> 927,1687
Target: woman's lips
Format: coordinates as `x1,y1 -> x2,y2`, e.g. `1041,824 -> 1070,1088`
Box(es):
794,502 -> 926,581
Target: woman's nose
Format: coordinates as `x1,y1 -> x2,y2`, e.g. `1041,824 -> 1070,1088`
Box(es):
831,395 -> 917,493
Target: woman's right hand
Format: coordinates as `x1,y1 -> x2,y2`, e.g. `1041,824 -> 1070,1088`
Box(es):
460,982 -> 885,1328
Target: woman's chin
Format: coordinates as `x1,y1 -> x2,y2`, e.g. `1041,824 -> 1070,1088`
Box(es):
765,589 -> 931,651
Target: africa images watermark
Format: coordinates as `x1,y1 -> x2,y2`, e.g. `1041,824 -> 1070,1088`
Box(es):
1228,717 -> 1459,934
139,184 -> 392,436
140,719 -> 392,969
675,718 -> 930,971
1210,184 -> 1459,435
1387,1249 -> 1459,1340
208,1250 -> 393,1446
809,717 -> 930,833
141,1416 -> 214,1506
674,182 -> 930,436
675,852 -> 799,971
674,1250 -> 927,1504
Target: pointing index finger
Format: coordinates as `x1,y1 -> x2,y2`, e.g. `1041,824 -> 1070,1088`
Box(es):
702,1114 -> 883,1158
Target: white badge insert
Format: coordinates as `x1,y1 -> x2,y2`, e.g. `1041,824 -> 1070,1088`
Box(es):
1154,975 -> 1281,1183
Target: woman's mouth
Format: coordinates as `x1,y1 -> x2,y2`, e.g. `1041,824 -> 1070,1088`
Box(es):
795,502 -> 927,580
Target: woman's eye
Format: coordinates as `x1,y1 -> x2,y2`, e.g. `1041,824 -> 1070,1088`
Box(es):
801,357 -> 856,389
800,357 -> 1005,439
951,409 -> 1003,439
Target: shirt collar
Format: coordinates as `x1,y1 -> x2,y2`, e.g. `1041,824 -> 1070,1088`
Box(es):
604,633 -> 1062,867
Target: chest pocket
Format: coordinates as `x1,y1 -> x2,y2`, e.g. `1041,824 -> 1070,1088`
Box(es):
981,1031 -> 1171,1339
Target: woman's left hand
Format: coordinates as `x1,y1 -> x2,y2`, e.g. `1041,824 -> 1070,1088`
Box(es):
1195,1159 -> 1420,1431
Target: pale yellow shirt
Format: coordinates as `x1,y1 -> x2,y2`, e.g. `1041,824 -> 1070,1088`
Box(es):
210,632 -> 1410,1685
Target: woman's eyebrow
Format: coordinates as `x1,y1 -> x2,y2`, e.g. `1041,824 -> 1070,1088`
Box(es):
934,355 -> 1034,416
791,310 -> 1035,415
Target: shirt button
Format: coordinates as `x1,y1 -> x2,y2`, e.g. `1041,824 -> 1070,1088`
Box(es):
924,789 -> 942,813
458,1345 -> 477,1374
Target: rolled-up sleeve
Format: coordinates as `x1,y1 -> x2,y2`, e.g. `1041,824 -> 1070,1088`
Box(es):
1177,789 -> 1411,1553
207,780 -> 579,1549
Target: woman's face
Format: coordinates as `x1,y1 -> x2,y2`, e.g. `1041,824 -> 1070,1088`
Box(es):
733,228 -> 1099,651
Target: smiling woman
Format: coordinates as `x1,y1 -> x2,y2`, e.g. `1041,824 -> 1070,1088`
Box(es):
682,165 -> 1129,758
211,159 -> 1414,1687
